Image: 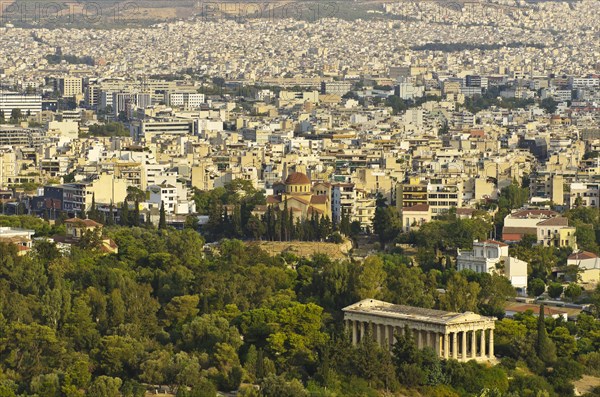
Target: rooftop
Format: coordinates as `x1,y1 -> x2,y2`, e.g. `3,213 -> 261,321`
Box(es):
285,172 -> 311,185
568,251 -> 599,260
64,217 -> 103,227
343,299 -> 495,326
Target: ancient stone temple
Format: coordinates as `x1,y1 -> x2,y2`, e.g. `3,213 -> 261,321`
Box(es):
343,299 -> 497,362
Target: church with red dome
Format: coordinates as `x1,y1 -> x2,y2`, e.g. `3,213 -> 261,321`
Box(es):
267,171 -> 331,220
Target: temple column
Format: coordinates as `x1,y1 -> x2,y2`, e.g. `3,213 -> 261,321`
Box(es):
443,333 -> 449,359
461,331 -> 467,360
416,329 -> 422,349
488,329 -> 494,358
433,332 -> 440,356
451,332 -> 458,359
352,320 -> 358,345
372,322 -> 377,343
388,325 -> 394,349
480,328 -> 486,357
470,330 -> 476,358
360,321 -> 365,342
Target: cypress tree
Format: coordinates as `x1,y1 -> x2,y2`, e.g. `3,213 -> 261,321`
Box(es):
340,210 -> 351,236
121,199 -> 130,226
232,205 -> 243,237
281,201 -> 288,241
89,193 -> 97,220
158,201 -> 167,229
256,348 -> 265,381
132,199 -> 140,227
107,202 -> 115,226
288,208 -> 294,240
536,304 -> 557,365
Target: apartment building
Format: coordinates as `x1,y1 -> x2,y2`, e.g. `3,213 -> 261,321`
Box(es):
321,81 -> 353,96
0,93 -> 42,115
56,77 -> 83,97
502,209 -> 577,248
166,92 -> 205,108
569,182 -> 600,208
457,240 -> 528,290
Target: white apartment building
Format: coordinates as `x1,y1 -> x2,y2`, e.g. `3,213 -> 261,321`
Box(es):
165,92 -> 205,108
147,182 -> 195,215
99,91 -> 114,110
331,183 -> 356,223
569,182 -> 600,208
457,240 -> 528,290
568,77 -> 600,89
395,82 -> 424,100
0,93 -> 42,116
135,120 -> 194,139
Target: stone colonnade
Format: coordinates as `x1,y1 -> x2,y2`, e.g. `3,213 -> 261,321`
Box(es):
343,318 -> 494,361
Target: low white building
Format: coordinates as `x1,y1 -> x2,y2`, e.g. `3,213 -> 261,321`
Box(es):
457,240 -> 528,291
147,182 -> 196,215
0,226 -> 35,255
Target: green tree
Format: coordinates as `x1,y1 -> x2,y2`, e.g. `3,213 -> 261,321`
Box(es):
547,282 -> 564,299
536,304 -> 557,365
439,273 -> 481,312
245,215 -> 264,240
159,201 -> 167,229
132,199 -> 140,227
87,376 -> 122,397
564,283 -> 582,300
63,296 -> 100,351
185,215 -> 199,230
373,206 -> 401,249
29,373 -> 61,397
355,256 -> 386,299
550,327 -> 577,357
266,302 -> 328,369
0,323 -> 65,381
121,200 -> 130,226
10,108 -> 22,122
260,374 -> 307,397
540,97 -> 558,114
164,295 -> 200,327
494,319 -> 529,359
528,278 -> 546,297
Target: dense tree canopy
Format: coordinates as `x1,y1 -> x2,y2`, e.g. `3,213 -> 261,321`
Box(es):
0,202 -> 599,397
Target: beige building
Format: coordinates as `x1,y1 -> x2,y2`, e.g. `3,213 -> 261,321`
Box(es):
57,77 -> 83,98
0,149 -> 18,189
87,173 -> 129,208
343,299 -> 496,362
267,172 -> 331,220
567,251 -> 600,285
401,203 -> 432,232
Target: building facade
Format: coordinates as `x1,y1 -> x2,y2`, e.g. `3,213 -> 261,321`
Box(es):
343,299 -> 496,362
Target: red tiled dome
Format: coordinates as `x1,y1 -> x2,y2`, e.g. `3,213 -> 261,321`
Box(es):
285,172 -> 311,185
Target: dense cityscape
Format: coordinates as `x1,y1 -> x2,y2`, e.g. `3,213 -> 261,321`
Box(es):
0,1 -> 599,396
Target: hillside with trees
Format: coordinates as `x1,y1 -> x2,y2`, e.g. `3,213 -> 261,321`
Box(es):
1,217 -> 600,396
